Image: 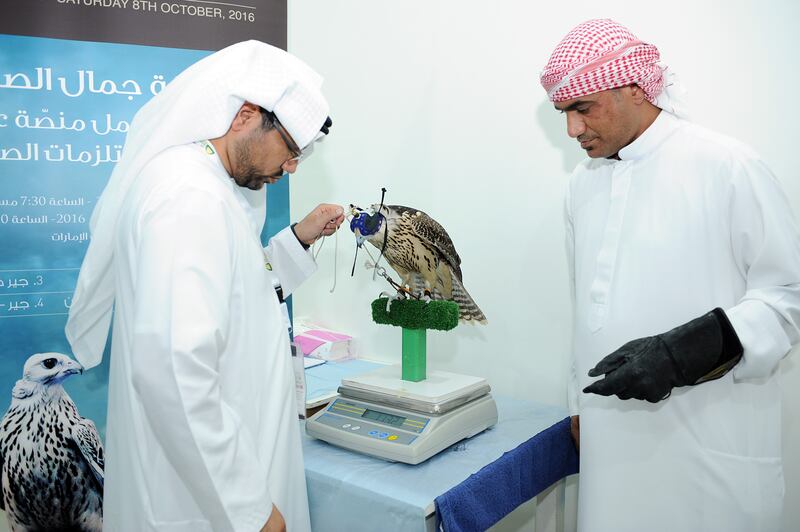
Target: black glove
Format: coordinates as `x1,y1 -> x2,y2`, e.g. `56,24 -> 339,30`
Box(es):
583,308 -> 743,403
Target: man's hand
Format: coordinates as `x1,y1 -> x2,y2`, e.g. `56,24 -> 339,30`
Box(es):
260,504 -> 285,532
583,308 -> 742,403
570,415 -> 580,452
293,204 -> 345,246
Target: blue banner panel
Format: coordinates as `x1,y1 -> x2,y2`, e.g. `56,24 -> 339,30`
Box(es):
0,31 -> 211,434
1,3 -> 289,528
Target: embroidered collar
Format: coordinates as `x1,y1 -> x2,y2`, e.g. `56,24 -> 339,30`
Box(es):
198,139 -> 217,157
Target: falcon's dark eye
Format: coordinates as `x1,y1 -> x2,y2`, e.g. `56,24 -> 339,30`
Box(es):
42,358 -> 57,369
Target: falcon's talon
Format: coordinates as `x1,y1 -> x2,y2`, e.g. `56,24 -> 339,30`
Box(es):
386,295 -> 402,312
380,290 -> 407,313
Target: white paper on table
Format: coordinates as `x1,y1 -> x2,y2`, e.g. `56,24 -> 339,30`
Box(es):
304,357 -> 326,369
291,343 -> 306,419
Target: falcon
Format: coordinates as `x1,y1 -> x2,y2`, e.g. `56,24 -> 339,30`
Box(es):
0,353 -> 103,532
350,203 -> 487,323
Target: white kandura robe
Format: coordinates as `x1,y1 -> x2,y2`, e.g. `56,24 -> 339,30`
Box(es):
103,142 -> 316,532
565,111 -> 800,532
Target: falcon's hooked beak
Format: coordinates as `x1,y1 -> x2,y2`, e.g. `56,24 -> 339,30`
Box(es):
61,359 -> 84,377
355,231 -> 367,248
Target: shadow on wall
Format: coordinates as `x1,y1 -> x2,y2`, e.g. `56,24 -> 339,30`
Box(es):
429,319 -> 488,367
536,99 -> 586,174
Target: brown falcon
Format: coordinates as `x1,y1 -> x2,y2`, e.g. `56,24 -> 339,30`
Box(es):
350,203 -> 487,324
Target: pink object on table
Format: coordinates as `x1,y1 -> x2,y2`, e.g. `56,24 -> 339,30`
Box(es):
295,329 -> 352,356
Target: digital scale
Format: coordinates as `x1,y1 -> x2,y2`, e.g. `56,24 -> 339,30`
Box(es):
306,364 -> 498,464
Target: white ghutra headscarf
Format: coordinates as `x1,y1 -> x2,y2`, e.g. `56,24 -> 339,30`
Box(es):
66,40 -> 331,369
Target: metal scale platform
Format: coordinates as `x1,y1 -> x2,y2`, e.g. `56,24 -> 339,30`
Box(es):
306,364 -> 498,464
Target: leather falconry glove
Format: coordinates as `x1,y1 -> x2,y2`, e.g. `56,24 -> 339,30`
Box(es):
583,308 -> 743,403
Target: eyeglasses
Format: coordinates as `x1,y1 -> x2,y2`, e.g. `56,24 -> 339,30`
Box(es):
272,118 -> 303,162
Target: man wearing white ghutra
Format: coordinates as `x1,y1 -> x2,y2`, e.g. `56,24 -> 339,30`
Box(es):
66,41 -> 345,532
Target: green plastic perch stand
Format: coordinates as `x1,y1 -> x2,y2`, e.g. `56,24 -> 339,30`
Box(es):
371,297 -> 459,382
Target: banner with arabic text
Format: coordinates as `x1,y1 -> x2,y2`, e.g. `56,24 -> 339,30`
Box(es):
0,2 -> 286,530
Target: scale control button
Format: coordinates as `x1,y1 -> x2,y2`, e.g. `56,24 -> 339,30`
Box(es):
378,432 -> 389,439
351,426 -> 361,431
368,430 -> 379,436
342,423 -> 351,429
388,435 -> 398,441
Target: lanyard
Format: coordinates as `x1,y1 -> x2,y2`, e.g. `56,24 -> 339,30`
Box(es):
196,140 -> 290,331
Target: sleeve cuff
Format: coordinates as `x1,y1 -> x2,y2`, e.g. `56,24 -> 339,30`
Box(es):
726,301 -> 792,380
265,227 -> 317,297
231,501 -> 272,532
567,371 -> 580,416
290,223 -> 311,250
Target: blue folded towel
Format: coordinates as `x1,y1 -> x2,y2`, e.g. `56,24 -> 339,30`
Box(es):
434,416 -> 579,532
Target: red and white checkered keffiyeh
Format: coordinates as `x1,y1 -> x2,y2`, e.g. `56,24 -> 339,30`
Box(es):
540,19 -> 664,104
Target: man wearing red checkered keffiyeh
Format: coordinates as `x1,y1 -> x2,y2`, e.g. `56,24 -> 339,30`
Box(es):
542,19 -> 799,532
540,19 -> 687,159
541,19 -> 683,111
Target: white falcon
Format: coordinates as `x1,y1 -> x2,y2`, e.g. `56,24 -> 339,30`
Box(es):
0,353 -> 103,532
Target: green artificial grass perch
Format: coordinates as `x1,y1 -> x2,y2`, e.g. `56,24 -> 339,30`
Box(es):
371,297 -> 459,331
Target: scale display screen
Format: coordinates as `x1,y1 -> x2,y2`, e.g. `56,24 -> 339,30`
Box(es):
361,408 -> 406,427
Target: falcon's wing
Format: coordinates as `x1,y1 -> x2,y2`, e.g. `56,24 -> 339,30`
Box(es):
0,437 -> 4,511
0,407 -> 19,512
68,417 -> 105,491
392,205 -> 463,281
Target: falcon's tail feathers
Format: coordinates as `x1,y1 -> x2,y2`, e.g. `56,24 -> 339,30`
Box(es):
451,273 -> 487,324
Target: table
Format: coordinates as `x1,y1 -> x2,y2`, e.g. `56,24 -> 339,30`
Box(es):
302,360 -> 578,531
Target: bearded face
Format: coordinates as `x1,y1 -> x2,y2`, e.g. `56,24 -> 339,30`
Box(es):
229,128 -> 285,190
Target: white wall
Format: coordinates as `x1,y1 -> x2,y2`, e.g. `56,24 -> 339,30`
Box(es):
288,1 -> 800,530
